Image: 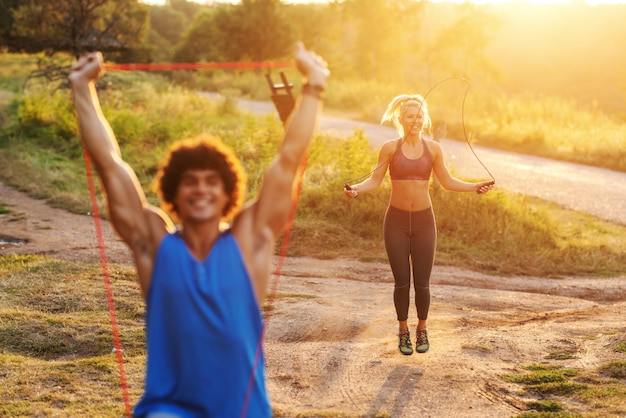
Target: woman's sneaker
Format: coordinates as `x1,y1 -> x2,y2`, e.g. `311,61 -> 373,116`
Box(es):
398,330 -> 413,355
416,328 -> 429,353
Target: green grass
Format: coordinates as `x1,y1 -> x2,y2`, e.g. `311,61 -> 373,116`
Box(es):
503,364 -> 579,383
0,254 -> 146,417
599,360 -> 626,380
502,355 -> 626,417
0,202 -> 11,215
0,52 -> 39,92
525,400 -> 565,413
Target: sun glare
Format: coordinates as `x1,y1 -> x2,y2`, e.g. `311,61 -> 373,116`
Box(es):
140,0 -> 626,5
426,0 -> 620,4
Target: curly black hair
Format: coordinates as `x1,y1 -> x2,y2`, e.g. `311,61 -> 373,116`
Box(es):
156,135 -> 247,220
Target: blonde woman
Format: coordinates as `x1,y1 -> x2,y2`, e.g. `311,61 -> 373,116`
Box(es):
344,94 -> 493,355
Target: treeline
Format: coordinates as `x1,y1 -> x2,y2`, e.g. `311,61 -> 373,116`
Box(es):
0,0 -> 498,91
2,0 -> 624,115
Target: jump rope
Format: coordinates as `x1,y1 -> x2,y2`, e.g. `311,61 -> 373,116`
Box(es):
343,76 -> 496,192
80,62 -> 494,417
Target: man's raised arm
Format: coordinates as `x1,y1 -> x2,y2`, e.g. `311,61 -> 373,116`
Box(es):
251,43 -> 330,238
69,52 -> 154,245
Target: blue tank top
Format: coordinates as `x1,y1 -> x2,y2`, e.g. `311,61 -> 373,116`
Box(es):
389,138 -> 433,181
133,231 -> 271,418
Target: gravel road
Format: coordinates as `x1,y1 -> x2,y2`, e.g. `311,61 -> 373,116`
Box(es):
232,97 -> 626,225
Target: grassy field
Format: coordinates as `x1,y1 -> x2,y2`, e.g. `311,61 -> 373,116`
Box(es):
0,255 -> 145,417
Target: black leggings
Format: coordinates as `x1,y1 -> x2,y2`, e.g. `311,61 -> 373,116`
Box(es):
383,206 -> 437,322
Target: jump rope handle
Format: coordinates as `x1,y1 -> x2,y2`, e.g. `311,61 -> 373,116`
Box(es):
476,180 -> 496,195
344,183 -> 359,198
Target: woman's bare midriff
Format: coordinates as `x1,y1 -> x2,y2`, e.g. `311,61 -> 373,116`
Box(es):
389,179 -> 432,212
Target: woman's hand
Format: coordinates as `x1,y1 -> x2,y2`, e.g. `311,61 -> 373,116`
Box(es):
344,184 -> 359,199
476,180 -> 495,195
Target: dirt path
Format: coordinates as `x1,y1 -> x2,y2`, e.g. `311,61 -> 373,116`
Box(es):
1,180 -> 625,417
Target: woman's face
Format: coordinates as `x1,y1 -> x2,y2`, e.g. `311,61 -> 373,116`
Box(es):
400,103 -> 425,135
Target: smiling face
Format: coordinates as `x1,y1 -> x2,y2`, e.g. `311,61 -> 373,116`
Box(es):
157,135 -> 247,222
174,169 -> 230,224
400,103 -> 425,136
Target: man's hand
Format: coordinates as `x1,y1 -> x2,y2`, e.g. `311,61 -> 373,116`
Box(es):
294,42 -> 329,88
68,52 -> 105,86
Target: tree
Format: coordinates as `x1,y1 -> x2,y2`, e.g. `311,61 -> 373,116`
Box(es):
174,9 -> 224,63
424,4 -> 500,82
283,2 -> 345,76
0,0 -> 22,49
150,4 -> 189,46
6,0 -> 149,58
330,0 -> 426,81
227,0 -> 294,62
168,0 -> 203,22
174,0 -> 294,63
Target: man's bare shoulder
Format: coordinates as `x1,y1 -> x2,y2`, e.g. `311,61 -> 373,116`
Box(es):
230,202 -> 274,251
229,203 -> 257,239
123,205 -> 174,255
145,205 -> 175,228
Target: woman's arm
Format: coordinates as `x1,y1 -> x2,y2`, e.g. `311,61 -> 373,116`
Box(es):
344,140 -> 395,198
430,140 -> 494,193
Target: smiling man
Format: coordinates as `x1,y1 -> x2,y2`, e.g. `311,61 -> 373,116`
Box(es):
69,42 -> 329,418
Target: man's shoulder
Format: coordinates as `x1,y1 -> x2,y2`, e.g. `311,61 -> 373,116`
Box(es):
126,207 -> 171,255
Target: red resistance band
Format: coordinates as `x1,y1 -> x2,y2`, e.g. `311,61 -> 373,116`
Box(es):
83,150 -> 132,417
240,155 -> 307,418
103,61 -> 294,71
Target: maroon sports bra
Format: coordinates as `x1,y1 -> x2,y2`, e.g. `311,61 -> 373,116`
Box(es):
389,138 -> 433,181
